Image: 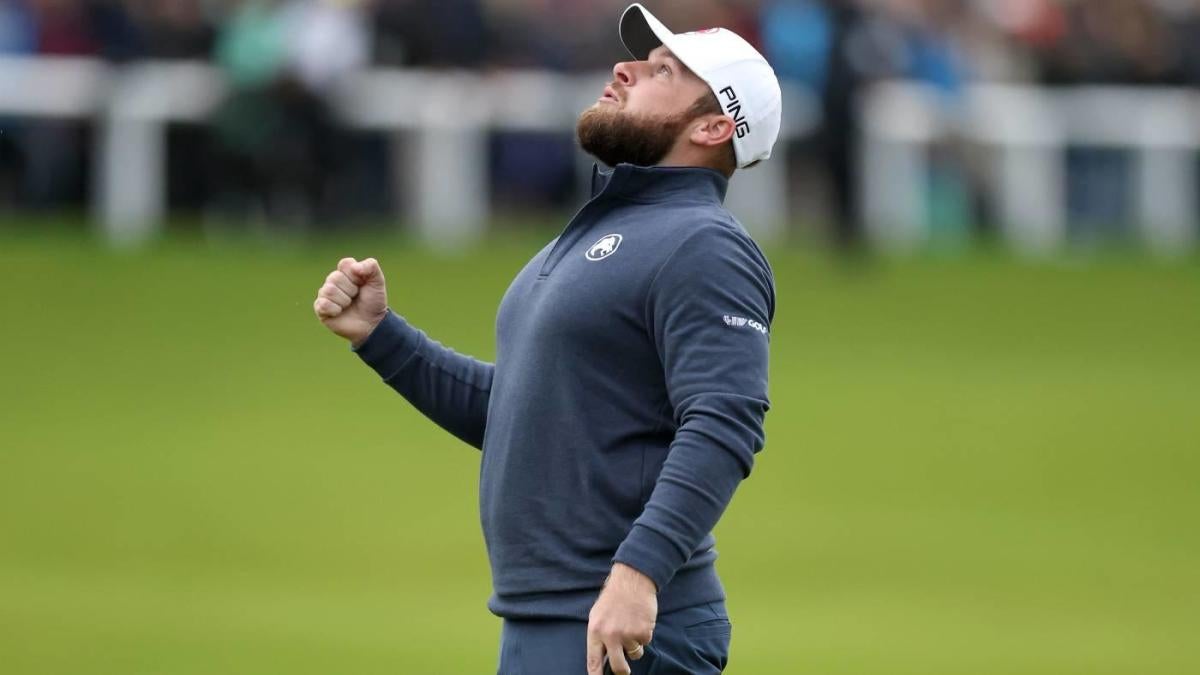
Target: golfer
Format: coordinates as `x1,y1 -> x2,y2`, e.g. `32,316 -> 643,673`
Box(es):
314,5 -> 780,673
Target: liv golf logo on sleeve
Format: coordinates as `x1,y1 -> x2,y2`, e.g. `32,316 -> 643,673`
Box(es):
724,314 -> 768,335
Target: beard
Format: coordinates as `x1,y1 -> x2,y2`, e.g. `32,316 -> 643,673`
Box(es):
576,103 -> 694,168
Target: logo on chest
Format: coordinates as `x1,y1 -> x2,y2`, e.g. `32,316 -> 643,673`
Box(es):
585,234 -> 623,262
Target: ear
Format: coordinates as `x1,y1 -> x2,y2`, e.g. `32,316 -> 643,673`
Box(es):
689,114 -> 735,149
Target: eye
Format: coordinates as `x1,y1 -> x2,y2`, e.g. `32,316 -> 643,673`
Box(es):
657,64 -> 671,76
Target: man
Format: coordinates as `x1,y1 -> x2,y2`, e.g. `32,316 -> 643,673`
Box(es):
313,4 -> 781,673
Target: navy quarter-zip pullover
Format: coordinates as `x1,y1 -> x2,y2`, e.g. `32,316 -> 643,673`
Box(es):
354,163 -> 775,620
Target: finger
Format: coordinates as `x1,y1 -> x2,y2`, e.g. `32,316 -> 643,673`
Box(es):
336,257 -> 361,284
586,632 -> 606,675
325,270 -> 359,298
318,283 -> 353,308
314,297 -> 342,318
622,638 -> 645,661
605,639 -> 631,675
352,257 -> 382,284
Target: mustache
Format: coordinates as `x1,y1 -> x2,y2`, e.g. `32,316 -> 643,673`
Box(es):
606,82 -> 627,104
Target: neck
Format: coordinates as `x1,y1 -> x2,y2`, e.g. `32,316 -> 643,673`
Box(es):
657,142 -> 730,178
589,163 -> 729,203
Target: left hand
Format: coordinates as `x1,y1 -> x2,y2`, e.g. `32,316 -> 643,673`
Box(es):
586,563 -> 658,675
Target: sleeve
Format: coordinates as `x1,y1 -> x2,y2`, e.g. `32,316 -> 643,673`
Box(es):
352,310 -> 494,450
613,225 -> 775,591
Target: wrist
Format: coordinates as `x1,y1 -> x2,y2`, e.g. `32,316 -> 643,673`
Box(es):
608,562 -> 658,594
350,309 -> 389,348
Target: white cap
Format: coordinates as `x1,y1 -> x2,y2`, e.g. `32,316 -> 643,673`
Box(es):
619,3 -> 783,169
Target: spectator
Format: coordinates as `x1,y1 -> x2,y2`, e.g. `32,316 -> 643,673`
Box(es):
127,0 -> 215,60
28,0 -> 93,55
282,0 -> 370,92
761,0 -> 833,93
375,0 -> 488,68
0,0 -> 36,54
1040,0 -> 1178,85
85,0 -> 145,61
1170,0 -> 1200,85
208,0 -> 365,227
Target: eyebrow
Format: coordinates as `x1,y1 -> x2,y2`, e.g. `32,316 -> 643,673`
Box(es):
650,48 -> 687,74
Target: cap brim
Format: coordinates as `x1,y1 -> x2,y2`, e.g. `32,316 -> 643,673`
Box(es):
619,4 -> 674,60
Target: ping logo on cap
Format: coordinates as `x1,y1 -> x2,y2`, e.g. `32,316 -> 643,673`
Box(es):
719,86 -> 751,138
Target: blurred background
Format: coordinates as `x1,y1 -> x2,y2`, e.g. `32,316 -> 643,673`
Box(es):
1,1 -> 1197,674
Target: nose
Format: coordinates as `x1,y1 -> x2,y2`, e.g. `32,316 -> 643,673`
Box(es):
612,60 -> 636,87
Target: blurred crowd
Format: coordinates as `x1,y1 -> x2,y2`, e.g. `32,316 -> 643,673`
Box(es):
3,0 -> 1200,235
3,0 -> 1200,84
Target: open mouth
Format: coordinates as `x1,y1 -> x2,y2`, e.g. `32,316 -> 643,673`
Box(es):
599,85 -> 621,104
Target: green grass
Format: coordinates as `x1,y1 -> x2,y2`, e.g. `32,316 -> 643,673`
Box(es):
1,224 -> 1197,674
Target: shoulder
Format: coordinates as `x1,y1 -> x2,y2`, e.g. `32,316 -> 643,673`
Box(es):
657,208 -> 774,285
647,209 -> 776,320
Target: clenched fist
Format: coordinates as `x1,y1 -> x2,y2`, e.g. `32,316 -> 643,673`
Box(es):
314,257 -> 388,347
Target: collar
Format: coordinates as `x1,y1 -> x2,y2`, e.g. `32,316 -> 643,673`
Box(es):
589,163 -> 729,204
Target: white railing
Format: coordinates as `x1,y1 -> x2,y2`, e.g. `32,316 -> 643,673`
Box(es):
861,81 -> 1199,256
0,56 -> 818,247
3,56 -> 1196,255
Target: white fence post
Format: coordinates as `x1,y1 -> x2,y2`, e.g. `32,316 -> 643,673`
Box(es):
407,124 -> 489,247
95,62 -> 223,246
1136,93 -> 1198,256
96,110 -> 164,247
998,144 -> 1066,255
860,83 -> 939,251
970,85 -> 1067,256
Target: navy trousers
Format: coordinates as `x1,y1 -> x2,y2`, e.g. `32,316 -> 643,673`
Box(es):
496,601 -> 732,674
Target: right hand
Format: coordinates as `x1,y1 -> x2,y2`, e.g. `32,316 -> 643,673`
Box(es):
314,257 -> 388,347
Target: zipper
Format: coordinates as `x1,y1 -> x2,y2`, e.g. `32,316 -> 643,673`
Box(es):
538,190 -> 614,277
538,164 -> 631,277
538,203 -> 597,277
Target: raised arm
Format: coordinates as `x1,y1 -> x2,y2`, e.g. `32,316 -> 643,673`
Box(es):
315,257 -> 493,449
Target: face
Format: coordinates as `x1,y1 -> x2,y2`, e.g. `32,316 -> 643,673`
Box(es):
576,46 -> 719,168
